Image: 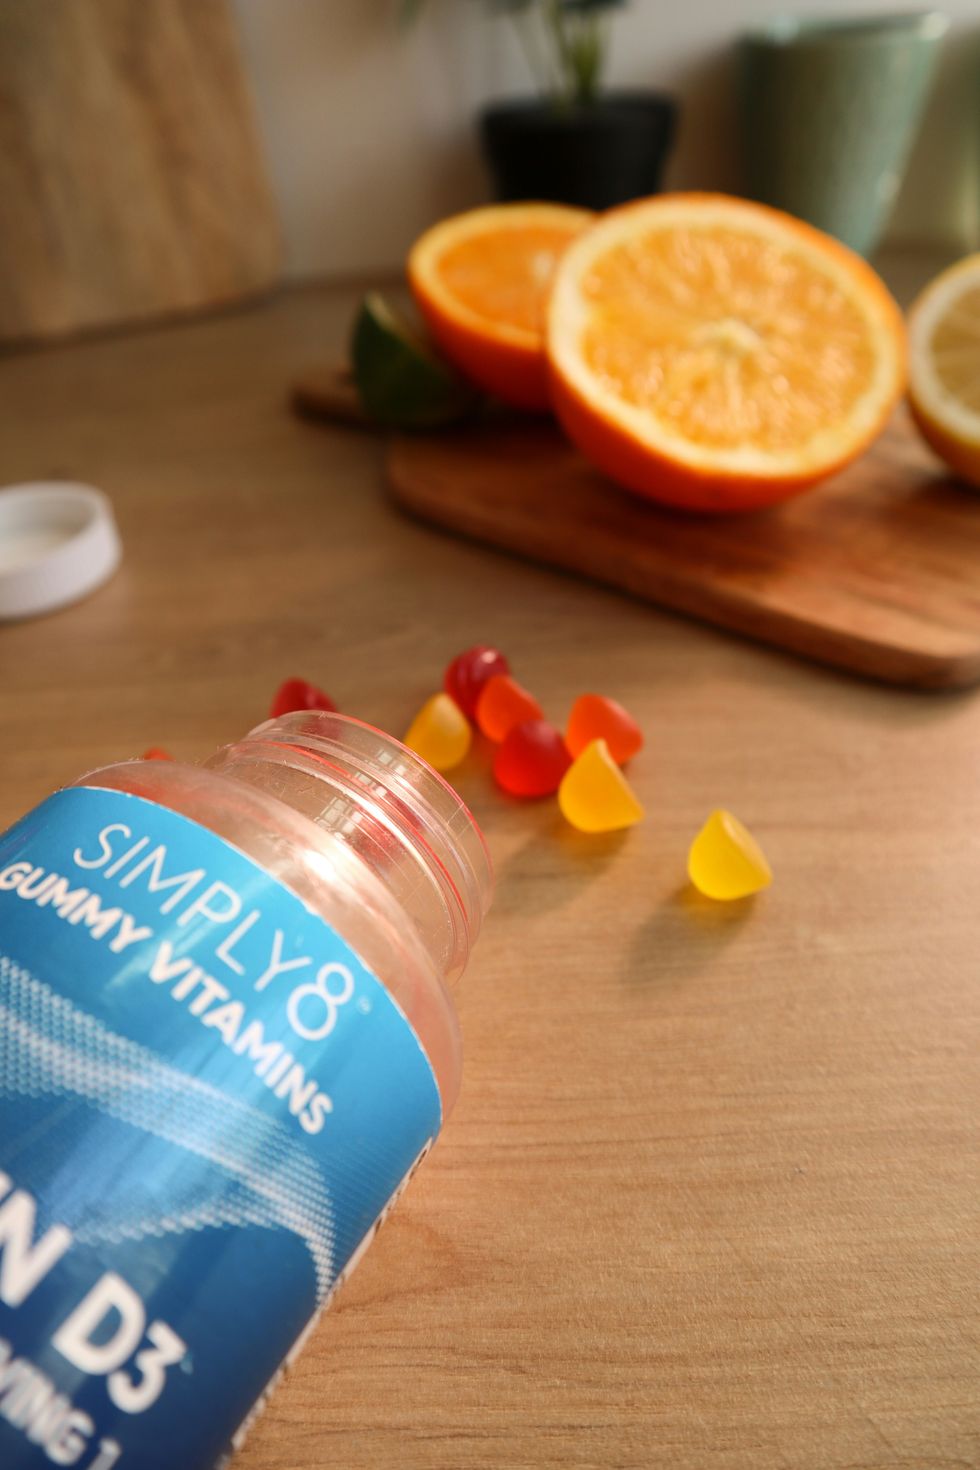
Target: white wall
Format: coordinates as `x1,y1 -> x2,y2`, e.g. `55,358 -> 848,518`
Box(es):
232,0 -> 980,281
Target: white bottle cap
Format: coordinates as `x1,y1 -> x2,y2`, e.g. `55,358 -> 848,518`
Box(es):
0,482 -> 122,620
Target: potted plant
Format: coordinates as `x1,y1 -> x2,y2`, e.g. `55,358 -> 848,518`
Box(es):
404,0 -> 678,210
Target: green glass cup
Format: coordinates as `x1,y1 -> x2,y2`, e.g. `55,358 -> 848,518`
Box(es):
739,11 -> 948,256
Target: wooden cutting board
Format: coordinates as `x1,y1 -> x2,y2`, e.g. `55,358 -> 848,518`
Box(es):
387,411 -> 980,690
0,0 -> 280,343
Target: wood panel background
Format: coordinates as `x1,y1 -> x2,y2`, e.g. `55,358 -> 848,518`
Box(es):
0,0 -> 281,343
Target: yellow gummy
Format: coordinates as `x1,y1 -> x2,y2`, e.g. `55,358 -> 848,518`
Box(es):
403,692 -> 471,772
688,809 -> 772,901
558,738 -> 644,833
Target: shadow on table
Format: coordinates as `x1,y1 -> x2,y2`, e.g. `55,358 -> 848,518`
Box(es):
626,882 -> 757,988
488,817 -> 631,917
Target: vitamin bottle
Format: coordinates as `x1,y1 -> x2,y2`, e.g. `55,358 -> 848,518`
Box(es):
0,713 -> 492,1470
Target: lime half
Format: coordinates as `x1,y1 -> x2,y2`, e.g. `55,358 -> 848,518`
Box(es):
351,292 -> 477,429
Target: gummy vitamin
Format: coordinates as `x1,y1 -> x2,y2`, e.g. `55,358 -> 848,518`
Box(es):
493,719 -> 571,798
404,692 -> 472,771
270,677 -> 338,719
476,674 -> 543,743
558,738 -> 644,833
688,809 -> 771,900
445,645 -> 510,719
566,693 -> 643,765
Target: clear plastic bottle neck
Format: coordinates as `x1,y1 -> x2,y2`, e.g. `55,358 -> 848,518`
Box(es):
202,712 -> 493,985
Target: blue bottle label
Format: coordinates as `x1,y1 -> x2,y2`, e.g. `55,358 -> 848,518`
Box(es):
0,786 -> 442,1470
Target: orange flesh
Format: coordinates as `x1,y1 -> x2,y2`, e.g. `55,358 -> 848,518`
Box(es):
931,284 -> 980,408
580,226 -> 880,452
436,226 -> 582,339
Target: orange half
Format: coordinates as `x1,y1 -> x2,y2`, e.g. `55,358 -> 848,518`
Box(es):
547,193 -> 906,511
409,203 -> 593,411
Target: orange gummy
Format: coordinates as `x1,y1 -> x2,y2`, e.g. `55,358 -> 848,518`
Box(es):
566,694 -> 643,764
475,674 -> 543,743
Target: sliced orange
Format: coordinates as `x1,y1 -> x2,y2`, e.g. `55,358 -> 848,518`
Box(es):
547,193 -> 906,512
408,203 -> 593,411
908,253 -> 980,487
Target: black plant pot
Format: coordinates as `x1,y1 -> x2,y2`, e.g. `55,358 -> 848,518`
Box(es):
480,92 -> 678,211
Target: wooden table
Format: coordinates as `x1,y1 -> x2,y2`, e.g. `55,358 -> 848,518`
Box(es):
0,285 -> 977,1470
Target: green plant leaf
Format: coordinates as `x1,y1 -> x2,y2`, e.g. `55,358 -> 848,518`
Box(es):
398,0 -> 428,25
351,293 -> 479,430
558,0 -> 626,12
401,0 -> 627,102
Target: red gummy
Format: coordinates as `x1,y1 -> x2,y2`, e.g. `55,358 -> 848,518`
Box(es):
566,693 -> 643,765
444,645 -> 510,719
476,674 -> 543,743
142,747 -> 173,761
270,677 -> 338,719
493,719 -> 571,798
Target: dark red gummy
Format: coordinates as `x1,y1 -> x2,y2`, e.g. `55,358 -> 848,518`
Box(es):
444,645 -> 510,719
493,718 -> 572,798
269,678 -> 338,719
